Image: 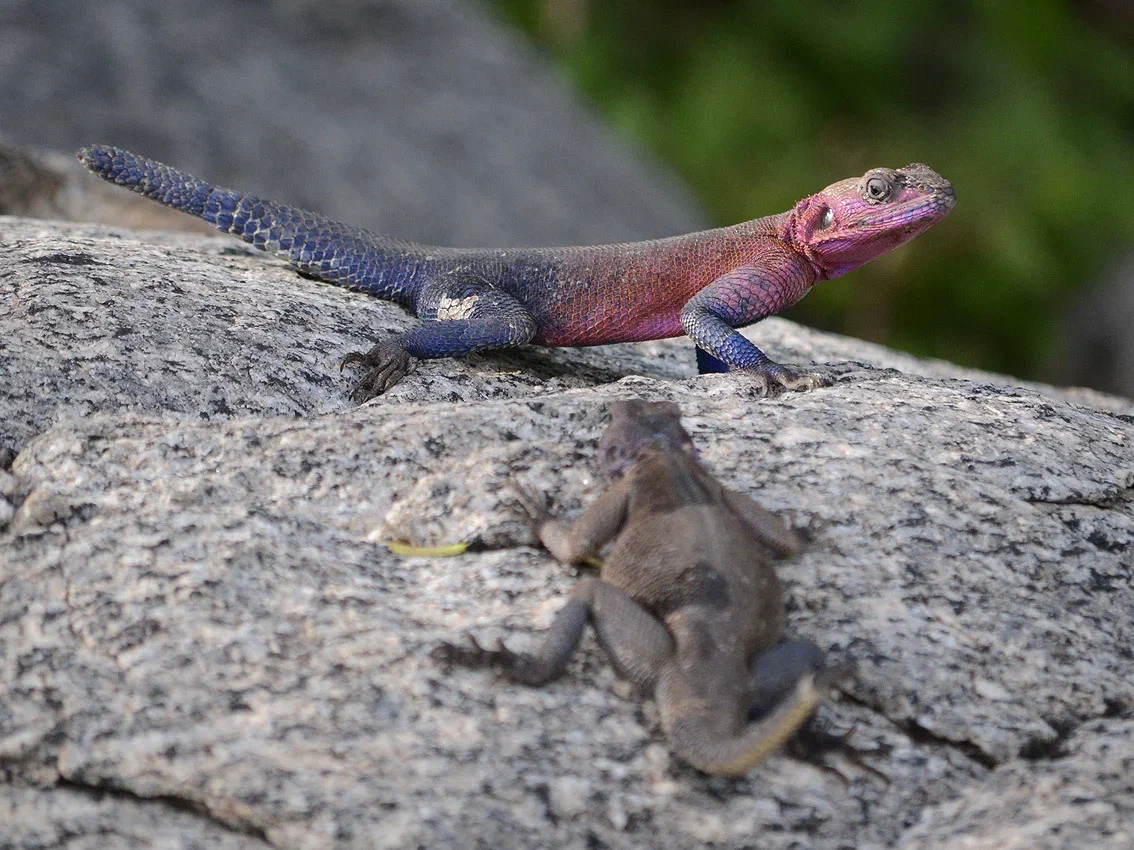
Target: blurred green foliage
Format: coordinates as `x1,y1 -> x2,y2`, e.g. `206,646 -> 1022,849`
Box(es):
495,0 -> 1134,381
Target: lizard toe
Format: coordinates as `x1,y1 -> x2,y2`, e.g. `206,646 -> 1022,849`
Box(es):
742,364 -> 828,396
429,641 -> 466,667
775,370 -> 829,392
431,635 -> 499,670
788,720 -> 890,786
744,372 -> 773,397
509,479 -> 551,527
339,349 -> 367,370
344,342 -> 413,402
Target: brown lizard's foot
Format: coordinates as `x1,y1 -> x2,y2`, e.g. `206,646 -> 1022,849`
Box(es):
431,634 -> 553,686
431,634 -> 506,670
509,480 -> 603,569
740,364 -> 829,397
788,720 -> 890,786
509,480 -> 552,529
341,341 -> 413,402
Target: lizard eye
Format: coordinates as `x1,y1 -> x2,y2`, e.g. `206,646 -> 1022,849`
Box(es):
866,177 -> 891,201
816,208 -> 834,230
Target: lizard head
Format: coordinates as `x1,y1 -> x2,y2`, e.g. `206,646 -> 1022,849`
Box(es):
783,163 -> 955,280
600,399 -> 697,479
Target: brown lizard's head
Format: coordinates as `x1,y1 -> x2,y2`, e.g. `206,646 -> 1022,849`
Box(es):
599,399 -> 697,478
782,163 -> 955,280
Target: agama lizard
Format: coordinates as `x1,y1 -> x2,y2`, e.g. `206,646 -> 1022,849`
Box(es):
434,399 -> 851,777
78,146 -> 955,400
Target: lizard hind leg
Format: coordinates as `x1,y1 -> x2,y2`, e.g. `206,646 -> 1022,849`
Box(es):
748,642 -> 885,782
660,640 -> 845,777
665,665 -> 843,777
343,273 -> 537,401
432,579 -> 675,691
746,639 -> 828,721
433,580 -> 595,686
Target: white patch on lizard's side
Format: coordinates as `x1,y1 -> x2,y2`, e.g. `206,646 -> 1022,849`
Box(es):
436,294 -> 481,320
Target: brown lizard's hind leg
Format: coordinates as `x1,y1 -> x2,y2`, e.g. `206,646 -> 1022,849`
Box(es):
658,641 -> 841,777
746,639 -> 827,721
749,642 -> 888,782
432,580 -> 595,686
586,582 -> 674,691
786,720 -> 889,785
665,667 -> 840,777
433,579 -> 675,691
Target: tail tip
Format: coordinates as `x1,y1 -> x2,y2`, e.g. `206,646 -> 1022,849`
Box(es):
77,144 -> 119,178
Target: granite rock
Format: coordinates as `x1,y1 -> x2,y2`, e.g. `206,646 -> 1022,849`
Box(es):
1,216 -> 1132,849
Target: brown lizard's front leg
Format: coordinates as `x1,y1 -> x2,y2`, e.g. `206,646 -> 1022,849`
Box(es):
513,479 -> 630,566
722,488 -> 804,557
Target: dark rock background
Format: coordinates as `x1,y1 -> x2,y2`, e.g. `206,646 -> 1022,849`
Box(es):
0,0 -> 704,247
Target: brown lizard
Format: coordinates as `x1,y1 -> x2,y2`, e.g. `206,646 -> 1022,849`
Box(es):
434,399 -> 854,777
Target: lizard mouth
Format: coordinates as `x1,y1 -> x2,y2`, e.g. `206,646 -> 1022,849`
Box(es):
850,166 -> 955,233
851,188 -> 955,230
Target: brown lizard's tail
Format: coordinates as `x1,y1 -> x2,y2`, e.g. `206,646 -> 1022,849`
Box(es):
664,666 -> 848,777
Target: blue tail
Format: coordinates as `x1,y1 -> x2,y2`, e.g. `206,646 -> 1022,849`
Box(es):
78,145 -> 423,304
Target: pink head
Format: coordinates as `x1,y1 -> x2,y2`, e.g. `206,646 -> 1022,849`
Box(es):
781,164 -> 955,280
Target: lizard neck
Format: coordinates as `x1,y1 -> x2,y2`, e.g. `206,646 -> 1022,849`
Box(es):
776,206 -> 831,281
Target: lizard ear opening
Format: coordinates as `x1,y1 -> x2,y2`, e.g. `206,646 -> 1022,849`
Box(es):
815,208 -> 834,230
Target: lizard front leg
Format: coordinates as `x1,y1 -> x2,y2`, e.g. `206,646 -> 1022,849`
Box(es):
722,487 -> 804,557
343,274 -> 537,401
514,478 -> 631,567
680,252 -> 826,395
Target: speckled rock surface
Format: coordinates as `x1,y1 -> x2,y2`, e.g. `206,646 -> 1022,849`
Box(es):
897,719 -> 1133,850
1,217 -> 1132,849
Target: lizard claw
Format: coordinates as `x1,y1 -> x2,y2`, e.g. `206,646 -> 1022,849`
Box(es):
431,634 -> 489,669
777,370 -> 829,392
813,661 -> 857,690
785,663 -> 890,786
509,479 -> 551,528
431,633 -> 520,673
789,721 -> 891,787
741,364 -> 829,397
342,341 -> 413,402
